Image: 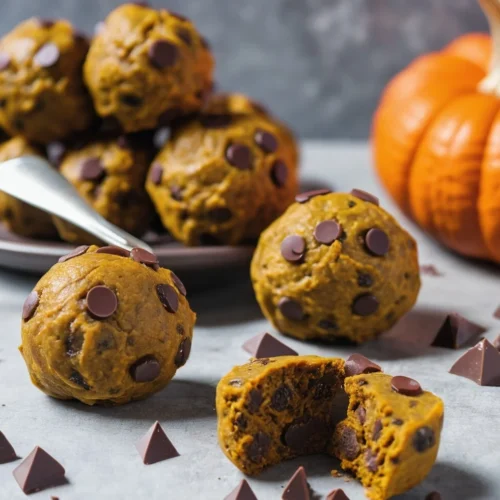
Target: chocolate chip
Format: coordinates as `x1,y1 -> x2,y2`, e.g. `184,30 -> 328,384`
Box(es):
246,432 -> 270,462
373,420 -> 383,441
281,235 -> 305,263
357,272 -> 373,287
412,426 -> 436,452
393,418 -> 404,426
130,355 -> 161,382
0,52 -> 10,70
312,372 -> 337,399
131,248 -> 159,269
336,425 -> 359,460
365,449 -> 378,472
86,286 -> 118,320
254,129 -> 277,153
136,421 -> 179,465
34,43 -> 60,67
176,324 -> 185,336
174,338 -> 191,367
69,370 -> 90,390
120,93 -> 143,107
270,160 -> 288,187
176,27 -> 192,45
208,207 -> 232,222
0,431 -> 18,464
318,319 -> 338,330
391,376 -> 423,396
295,189 -> 331,203
425,492 -> 442,500
156,284 -> 179,313
284,417 -> 330,453
350,188 -> 379,206
148,39 -> 178,68
200,113 -> 232,128
355,406 -> 366,424
96,246 -> 130,257
352,294 -> 379,316
278,297 -> 304,321
225,143 -> 253,170
80,157 -> 105,181
22,291 -> 39,321
248,389 -> 263,413
365,228 -> 389,256
314,220 -> 342,245
58,245 -> 89,263
37,18 -> 54,28
271,384 -> 292,411
344,354 -> 382,377
171,272 -> 187,296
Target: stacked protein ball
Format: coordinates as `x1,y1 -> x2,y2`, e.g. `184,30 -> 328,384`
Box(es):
0,3 -> 299,246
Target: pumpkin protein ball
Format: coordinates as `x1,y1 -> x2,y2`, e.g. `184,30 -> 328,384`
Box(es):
216,355 -> 345,475
19,245 -> 195,405
0,18 -> 94,144
84,3 -> 214,132
250,190 -> 420,343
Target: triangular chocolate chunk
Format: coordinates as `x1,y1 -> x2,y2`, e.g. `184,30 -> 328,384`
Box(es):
0,431 -> 18,464
431,313 -> 485,349
449,339 -> 500,386
282,466 -> 310,500
136,421 -> 179,465
13,446 -> 66,494
224,479 -> 258,500
326,489 -> 350,500
243,333 -> 298,358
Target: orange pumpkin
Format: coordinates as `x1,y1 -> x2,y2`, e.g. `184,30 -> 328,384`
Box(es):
372,0 -> 500,263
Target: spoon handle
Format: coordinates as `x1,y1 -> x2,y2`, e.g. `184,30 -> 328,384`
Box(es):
0,155 -> 153,252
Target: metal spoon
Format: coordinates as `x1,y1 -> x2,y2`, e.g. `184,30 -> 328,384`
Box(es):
0,155 -> 153,252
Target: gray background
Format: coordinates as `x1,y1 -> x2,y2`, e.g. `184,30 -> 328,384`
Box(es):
0,0 -> 489,138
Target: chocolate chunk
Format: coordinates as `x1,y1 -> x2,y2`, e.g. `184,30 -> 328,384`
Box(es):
225,143 -> 253,170
37,18 -> 55,28
271,384 -> 293,411
96,246 -> 130,257
312,372 -> 337,399
352,294 -> 379,316
80,157 -> 105,181
295,189 -> 331,203
449,338 -> 500,386
357,272 -> 373,287
171,272 -> 187,296
242,332 -> 298,358
420,264 -> 442,276
176,324 -> 185,336
22,291 -> 39,321
136,421 -> 179,465
281,235 -> 306,263
13,447 -> 66,494
69,370 -> 90,390
65,332 -> 83,357
271,160 -> 288,187
148,39 -> 178,68
284,417 -> 329,453
326,489 -> 350,500
364,228 -> 389,256
34,43 -> 60,67
130,355 -> 161,382
350,188 -> 379,206
425,492 -> 442,500
224,479 -> 258,500
248,389 -> 263,413
336,425 -> 359,460
0,52 -> 10,70
208,207 -> 232,222
344,354 -> 382,377
246,432 -> 270,462
372,419 -> 383,441
412,426 -> 436,452
282,466 -> 310,500
431,313 -> 486,349
174,338 -> 191,367
0,431 -> 18,464
254,129 -> 278,153
200,113 -> 232,128
391,376 -> 423,396
278,297 -> 305,321
314,220 -> 342,245
58,245 -> 89,263
131,248 -> 159,269
355,405 -> 366,424
156,284 -> 179,313
365,449 -> 378,472
493,335 -> 500,351
86,286 -> 117,319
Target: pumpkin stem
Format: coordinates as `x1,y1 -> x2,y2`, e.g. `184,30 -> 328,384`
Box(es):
479,0 -> 500,94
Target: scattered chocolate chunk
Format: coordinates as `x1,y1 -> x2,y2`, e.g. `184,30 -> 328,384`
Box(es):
281,235 -> 306,263
13,447 -> 66,494
284,417 -> 329,453
96,246 -> 130,257
86,286 -> 117,319
412,426 -> 436,452
22,291 -> 39,321
69,370 -> 90,390
171,272 -> 187,296
34,43 -> 60,67
174,338 -> 191,367
282,466 -> 310,500
350,188 -> 379,206
80,157 -> 105,181
270,160 -> 288,187
314,220 -> 342,245
365,449 -> 378,472
357,272 -> 373,287
242,332 -> 298,358
254,129 -> 278,153
248,389 -> 263,413
364,228 -> 389,256
420,265 -> 442,277
449,338 -> 500,386
355,405 -> 366,424
58,245 -> 89,263
425,492 -> 442,500
326,489 -> 350,500
130,355 -> 161,382
432,313 -> 486,349
156,284 -> 179,313
131,248 -> 159,269
136,421 -> 179,465
336,425 -> 359,460
200,113 -> 232,128
0,431 -> 18,464
372,419 -> 383,441
352,294 -> 379,316
46,141 -> 65,166
391,376 -> 422,396
345,354 -> 382,377
247,432 -> 270,462
208,207 -> 232,222
493,335 -> 500,351
271,384 -> 293,411
295,189 -> 331,203
224,479 -> 258,500
0,52 -> 10,70
278,297 -> 305,321
148,40 -> 178,68
226,143 -> 253,170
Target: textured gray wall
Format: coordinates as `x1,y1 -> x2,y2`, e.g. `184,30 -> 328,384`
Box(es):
0,0 -> 489,138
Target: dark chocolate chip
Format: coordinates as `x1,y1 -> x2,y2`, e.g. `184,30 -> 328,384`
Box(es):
344,354 -> 382,377
0,431 -> 18,464
136,421 -> 179,465
242,332 -> 298,358
148,39 -> 178,69
425,492 -> 442,500
280,235 -> 305,263
312,372 -> 337,400
254,129 -> 278,153
314,220 -> 342,245
131,248 -> 159,269
295,189 -> 331,203
270,160 -> 288,187
200,113 -> 232,128
225,143 -> 253,170
171,272 -> 187,296
365,228 -> 389,256
348,200 -> 356,208
37,18 -> 55,28
174,338 -> 191,367
352,294 -> 379,316
69,371 -> 90,390
96,246 -> 130,257
412,426 -> 436,452
336,425 -> 360,460
176,324 -> 185,336
271,384 -> 293,411
278,297 -> 305,321
130,355 -> 161,382
22,291 -> 39,321
355,406 -> 366,424
34,43 -> 60,67
248,389 -> 263,413
372,419 -> 383,441
58,245 -> 89,263
391,376 -> 423,396
86,286 -> 118,319
246,432 -> 270,462
350,188 -> 379,206
119,93 -> 143,107
208,207 -> 232,222
365,449 -> 378,472
357,272 -> 373,287
80,157 -> 105,181
156,284 -> 179,313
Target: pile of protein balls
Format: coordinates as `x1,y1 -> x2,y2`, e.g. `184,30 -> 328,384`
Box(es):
0,3 -> 298,245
